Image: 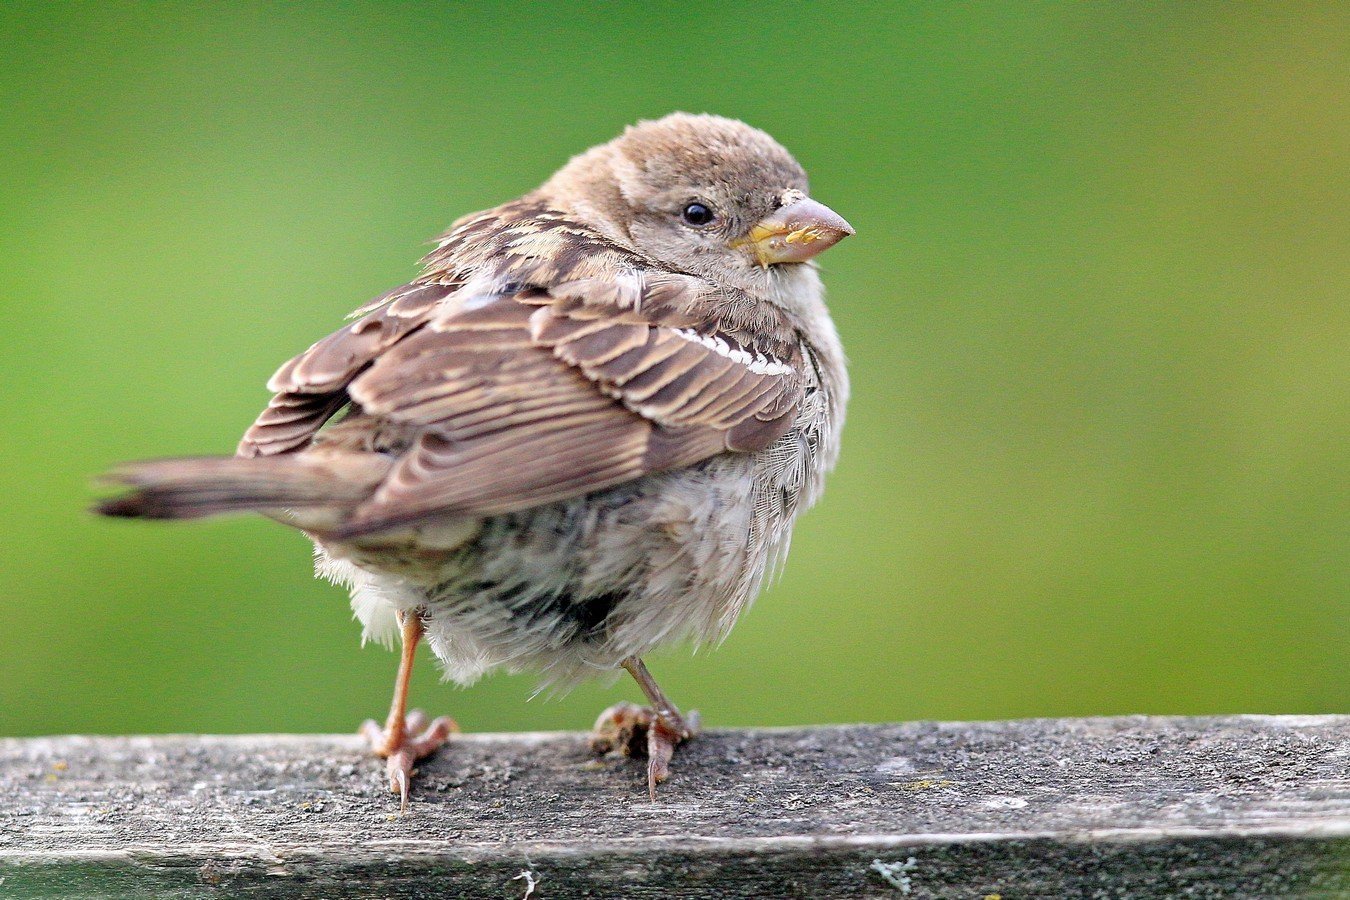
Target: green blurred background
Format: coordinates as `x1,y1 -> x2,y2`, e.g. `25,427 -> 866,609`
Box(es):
1,3 -> 1345,738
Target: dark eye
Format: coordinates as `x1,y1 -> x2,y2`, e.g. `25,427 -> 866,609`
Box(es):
681,202 -> 715,226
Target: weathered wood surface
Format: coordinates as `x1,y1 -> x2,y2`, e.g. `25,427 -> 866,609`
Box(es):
1,715 -> 1347,898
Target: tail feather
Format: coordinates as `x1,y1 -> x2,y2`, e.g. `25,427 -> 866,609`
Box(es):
94,454 -> 389,523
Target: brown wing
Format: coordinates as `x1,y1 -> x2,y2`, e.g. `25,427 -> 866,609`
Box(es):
238,201 -> 635,460
237,202 -> 807,537
334,289 -> 805,535
530,288 -> 804,451
237,281 -> 456,458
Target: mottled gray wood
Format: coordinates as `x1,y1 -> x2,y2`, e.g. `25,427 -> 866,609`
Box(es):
1,716 -> 1347,898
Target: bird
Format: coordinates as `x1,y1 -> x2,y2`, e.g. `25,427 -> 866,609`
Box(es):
96,112 -> 852,808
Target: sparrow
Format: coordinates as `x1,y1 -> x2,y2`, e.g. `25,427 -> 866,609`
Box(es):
97,112 -> 852,807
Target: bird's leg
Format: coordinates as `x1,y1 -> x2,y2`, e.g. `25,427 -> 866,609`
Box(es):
359,610 -> 456,812
589,657 -> 700,800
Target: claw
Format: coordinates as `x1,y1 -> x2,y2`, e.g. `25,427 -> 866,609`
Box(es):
394,765 -> 409,814
590,701 -> 698,800
361,709 -> 457,814
645,730 -> 673,801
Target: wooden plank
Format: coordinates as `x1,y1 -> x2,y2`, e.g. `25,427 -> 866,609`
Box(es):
1,716 -> 1347,898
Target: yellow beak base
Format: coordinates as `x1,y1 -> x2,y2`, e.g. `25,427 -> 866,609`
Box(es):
736,197 -> 854,266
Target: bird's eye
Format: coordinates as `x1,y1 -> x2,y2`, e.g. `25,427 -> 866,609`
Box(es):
681,202 -> 715,227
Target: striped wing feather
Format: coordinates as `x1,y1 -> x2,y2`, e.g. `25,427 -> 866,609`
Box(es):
236,216 -> 805,536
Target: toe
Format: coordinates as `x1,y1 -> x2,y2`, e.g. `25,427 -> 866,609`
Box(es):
359,719 -> 384,750
386,754 -> 413,814
590,702 -> 696,799
645,719 -> 681,800
408,716 -> 457,758
589,701 -> 651,755
359,711 -> 455,813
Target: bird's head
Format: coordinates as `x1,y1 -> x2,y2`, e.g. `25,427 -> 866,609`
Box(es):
541,113 -> 853,298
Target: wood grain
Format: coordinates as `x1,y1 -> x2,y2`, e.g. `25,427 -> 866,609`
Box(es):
2,716 -> 1347,898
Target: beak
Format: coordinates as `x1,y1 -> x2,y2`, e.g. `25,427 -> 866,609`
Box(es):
734,194 -> 854,266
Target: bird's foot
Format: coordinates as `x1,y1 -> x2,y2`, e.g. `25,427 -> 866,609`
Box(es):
589,701 -> 700,800
360,709 -> 457,813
